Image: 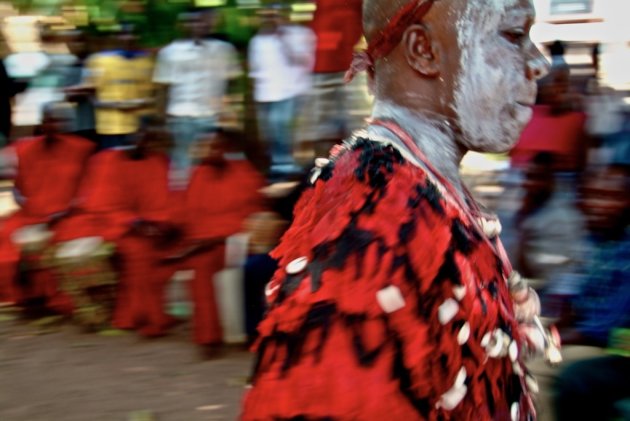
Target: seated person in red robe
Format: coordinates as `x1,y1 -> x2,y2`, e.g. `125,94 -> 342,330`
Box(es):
161,128 -> 265,353
0,102 -> 95,308
53,115 -> 176,336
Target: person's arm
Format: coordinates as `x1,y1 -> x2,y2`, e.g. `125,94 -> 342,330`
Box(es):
152,49 -> 172,117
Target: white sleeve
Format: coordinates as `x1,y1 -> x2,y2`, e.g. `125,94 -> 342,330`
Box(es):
248,38 -> 260,78
223,43 -> 242,80
153,48 -> 174,85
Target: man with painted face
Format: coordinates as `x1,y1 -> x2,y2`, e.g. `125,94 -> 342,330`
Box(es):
241,0 -> 550,420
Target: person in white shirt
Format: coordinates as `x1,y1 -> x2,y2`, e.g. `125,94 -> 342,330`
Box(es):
154,11 -> 241,189
248,5 -> 315,173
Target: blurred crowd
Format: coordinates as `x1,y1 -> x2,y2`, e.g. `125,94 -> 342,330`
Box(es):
0,2 -> 628,420
0,3 -> 365,352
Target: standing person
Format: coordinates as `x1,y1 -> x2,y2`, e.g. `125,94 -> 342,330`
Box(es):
242,0 -> 551,420
0,102 -> 95,307
301,0 -> 364,154
63,30 -> 97,142
153,11 -> 241,190
248,4 -> 313,174
83,24 -> 154,150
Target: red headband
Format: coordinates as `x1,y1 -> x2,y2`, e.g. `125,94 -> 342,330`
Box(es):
344,0 -> 437,83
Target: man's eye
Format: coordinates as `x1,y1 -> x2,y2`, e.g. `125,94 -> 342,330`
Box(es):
502,30 -> 527,45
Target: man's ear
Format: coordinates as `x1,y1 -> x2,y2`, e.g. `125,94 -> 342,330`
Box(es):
403,24 -> 440,77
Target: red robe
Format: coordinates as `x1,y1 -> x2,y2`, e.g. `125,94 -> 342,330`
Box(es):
311,0 -> 363,74
0,135 -> 94,304
511,104 -> 587,171
54,149 -> 173,336
241,138 -> 535,420
163,159 -> 265,345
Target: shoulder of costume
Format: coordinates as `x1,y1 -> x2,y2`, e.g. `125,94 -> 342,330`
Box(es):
270,130 -> 452,263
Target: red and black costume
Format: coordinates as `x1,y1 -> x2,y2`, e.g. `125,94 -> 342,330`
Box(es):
242,126 -> 535,420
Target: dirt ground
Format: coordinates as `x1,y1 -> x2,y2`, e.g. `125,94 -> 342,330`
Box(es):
0,308 -> 253,421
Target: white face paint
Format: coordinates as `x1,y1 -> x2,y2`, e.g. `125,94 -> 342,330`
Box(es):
453,0 -> 541,153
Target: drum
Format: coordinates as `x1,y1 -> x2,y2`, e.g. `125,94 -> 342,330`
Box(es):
12,224 -> 53,269
46,237 -> 117,330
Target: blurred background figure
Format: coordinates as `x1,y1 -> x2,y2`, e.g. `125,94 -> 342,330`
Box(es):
512,51 -> 588,172
0,50 -> 27,146
83,23 -> 154,150
51,115 -> 175,334
547,40 -> 569,72
552,163 -> 630,421
62,29 -> 96,142
248,4 -> 315,177
515,152 -> 586,300
297,0 -> 363,159
154,10 -> 241,190
0,101 -> 94,311
161,127 -> 265,356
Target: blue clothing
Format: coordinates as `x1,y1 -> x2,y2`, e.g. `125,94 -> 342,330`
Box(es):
571,230 -> 630,345
256,98 -> 296,166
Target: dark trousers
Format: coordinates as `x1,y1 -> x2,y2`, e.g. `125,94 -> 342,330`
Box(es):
244,254 -> 277,340
554,355 -> 630,421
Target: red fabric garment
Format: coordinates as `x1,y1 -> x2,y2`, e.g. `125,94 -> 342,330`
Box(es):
181,160 -> 265,241
511,104 -> 586,171
55,150 -> 171,242
0,135 -> 94,303
158,246 -> 226,345
162,159 -> 265,344
13,135 -> 95,219
53,149 -> 173,334
311,0 -> 363,73
241,138 -> 534,420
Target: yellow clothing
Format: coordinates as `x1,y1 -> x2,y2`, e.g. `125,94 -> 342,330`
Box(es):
86,51 -> 154,135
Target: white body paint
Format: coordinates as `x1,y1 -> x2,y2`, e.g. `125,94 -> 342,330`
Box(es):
370,101 -> 465,195
454,0 -> 539,152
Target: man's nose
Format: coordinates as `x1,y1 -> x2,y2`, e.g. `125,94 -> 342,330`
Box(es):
526,47 -> 550,81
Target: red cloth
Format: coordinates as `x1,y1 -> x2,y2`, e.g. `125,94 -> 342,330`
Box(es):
179,160 -> 265,241
54,149 -> 173,334
162,159 -> 265,344
511,105 -> 586,170
55,150 -> 170,242
242,138 -> 534,420
0,135 -> 94,303
311,0 -> 363,73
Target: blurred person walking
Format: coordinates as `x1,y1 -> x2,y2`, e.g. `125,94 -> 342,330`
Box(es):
82,24 -> 154,150
0,102 -> 95,309
248,4 -> 315,175
153,11 -> 241,190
